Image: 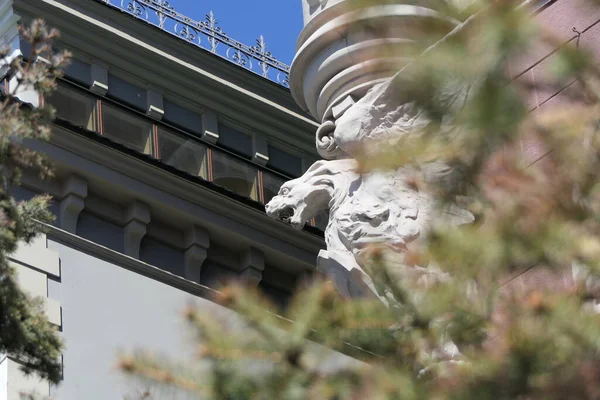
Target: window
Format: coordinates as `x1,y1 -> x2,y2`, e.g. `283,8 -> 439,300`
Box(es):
64,58 -> 91,86
107,74 -> 146,110
267,145 -> 303,177
163,99 -> 202,135
157,127 -> 208,179
211,150 -> 259,200
47,85 -> 98,131
262,171 -> 287,204
48,80 -> 313,209
19,35 -> 32,58
217,124 -> 253,158
102,103 -> 153,155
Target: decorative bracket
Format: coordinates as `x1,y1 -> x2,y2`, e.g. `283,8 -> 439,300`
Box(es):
59,175 -> 88,234
183,225 -> 210,283
240,247 -> 265,287
124,200 -> 150,259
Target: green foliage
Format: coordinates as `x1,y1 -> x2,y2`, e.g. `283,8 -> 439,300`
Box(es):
121,0 -> 600,398
0,20 -> 69,384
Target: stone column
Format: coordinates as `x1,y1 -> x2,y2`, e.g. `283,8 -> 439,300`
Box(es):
291,0 -> 458,124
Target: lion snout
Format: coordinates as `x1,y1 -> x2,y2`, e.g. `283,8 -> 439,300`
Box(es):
265,198 -> 296,225
265,201 -> 276,217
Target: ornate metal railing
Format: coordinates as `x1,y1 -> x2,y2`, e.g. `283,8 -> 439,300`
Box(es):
95,0 -> 290,87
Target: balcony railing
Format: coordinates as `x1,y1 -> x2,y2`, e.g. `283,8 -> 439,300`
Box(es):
45,80 -> 326,230
94,0 -> 291,87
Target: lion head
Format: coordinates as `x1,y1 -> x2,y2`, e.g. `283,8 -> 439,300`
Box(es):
265,160 -> 349,229
265,178 -> 329,229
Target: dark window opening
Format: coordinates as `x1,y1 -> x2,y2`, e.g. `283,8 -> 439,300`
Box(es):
103,103 -> 153,155
48,82 -> 324,216
157,127 -> 208,178
211,150 -> 259,200
267,144 -> 302,177
217,124 -> 253,158
63,58 -> 91,86
107,74 -> 146,110
47,85 -> 99,131
163,99 -> 202,134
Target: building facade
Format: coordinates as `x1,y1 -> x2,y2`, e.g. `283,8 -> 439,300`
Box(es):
0,0 -> 329,398
0,0 -> 599,398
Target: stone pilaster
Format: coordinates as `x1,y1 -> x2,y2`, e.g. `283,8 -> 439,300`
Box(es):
10,233 -> 62,326
6,233 -> 63,398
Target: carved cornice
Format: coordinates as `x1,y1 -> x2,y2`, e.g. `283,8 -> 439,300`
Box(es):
30,124 -> 324,270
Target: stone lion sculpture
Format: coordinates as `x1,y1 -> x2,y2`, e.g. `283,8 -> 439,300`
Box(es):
266,155 -> 472,299
266,20 -> 476,299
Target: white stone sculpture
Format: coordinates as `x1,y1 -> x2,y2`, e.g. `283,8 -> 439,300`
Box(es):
265,156 -> 472,299
267,0 -> 472,299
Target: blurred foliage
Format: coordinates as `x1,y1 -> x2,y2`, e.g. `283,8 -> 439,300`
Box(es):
0,20 -> 69,385
121,0 -> 600,398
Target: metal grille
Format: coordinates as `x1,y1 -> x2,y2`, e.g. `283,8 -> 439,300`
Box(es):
96,0 -> 291,87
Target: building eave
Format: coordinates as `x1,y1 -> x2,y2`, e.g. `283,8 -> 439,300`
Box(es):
15,0 -> 319,153
26,123 -> 325,273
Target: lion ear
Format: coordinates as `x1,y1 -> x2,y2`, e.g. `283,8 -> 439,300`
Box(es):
305,160 -> 329,174
313,178 -> 335,188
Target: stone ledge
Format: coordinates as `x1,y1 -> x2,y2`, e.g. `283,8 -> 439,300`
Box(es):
10,234 -> 60,278
0,356 -> 50,400
11,262 -> 62,328
12,262 -> 47,298
44,298 -> 62,327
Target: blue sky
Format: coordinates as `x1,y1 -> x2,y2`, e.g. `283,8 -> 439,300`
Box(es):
164,0 -> 304,65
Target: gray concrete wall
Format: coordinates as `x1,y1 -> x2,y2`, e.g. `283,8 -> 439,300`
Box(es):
45,236 -> 358,399
47,239 -> 229,399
